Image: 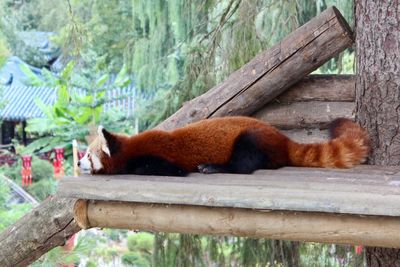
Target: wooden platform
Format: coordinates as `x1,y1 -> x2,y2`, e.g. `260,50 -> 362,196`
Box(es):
57,166 -> 400,248
58,166 -> 400,217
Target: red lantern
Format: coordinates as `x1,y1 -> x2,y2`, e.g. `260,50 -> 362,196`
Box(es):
355,245 -> 363,254
53,148 -> 65,179
21,155 -> 32,186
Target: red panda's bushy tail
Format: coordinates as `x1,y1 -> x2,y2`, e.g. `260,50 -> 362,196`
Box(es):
287,118 -> 370,168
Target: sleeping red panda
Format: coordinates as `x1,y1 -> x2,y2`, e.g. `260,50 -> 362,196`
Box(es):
78,116 -> 369,176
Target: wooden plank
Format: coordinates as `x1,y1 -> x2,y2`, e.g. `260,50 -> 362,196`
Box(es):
157,7 -> 354,130
74,201 -> 400,248
254,101 -> 355,129
276,74 -> 355,103
281,128 -> 329,143
57,166 -> 400,217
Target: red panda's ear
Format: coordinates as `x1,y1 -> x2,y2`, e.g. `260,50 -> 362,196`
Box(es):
98,126 -> 120,156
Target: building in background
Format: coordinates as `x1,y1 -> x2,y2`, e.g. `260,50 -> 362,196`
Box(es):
0,32 -> 135,145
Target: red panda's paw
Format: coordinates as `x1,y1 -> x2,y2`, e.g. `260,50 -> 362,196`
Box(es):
198,164 -> 215,174
198,164 -> 230,174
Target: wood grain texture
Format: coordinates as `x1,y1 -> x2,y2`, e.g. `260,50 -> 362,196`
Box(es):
355,1 -> 400,263
276,74 -> 355,103
281,128 -> 329,143
0,197 -> 80,267
157,7 -> 354,131
57,166 -> 400,217
254,101 -> 355,129
75,201 -> 400,248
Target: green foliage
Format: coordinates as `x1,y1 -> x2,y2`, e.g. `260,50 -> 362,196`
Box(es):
0,202 -> 32,231
0,176 -> 33,231
300,243 -> 364,267
127,0 -> 355,128
122,251 -> 149,267
0,156 -> 53,182
23,61 -> 134,158
0,0 -> 67,66
31,159 -> 54,182
0,31 -> 9,67
127,232 -> 154,252
0,176 -> 10,209
26,178 -> 57,201
103,228 -> 128,242
124,232 -> 153,266
0,156 -> 55,201
85,259 -> 97,267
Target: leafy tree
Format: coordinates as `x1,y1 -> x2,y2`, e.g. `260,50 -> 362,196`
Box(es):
0,31 -> 10,67
23,61 -> 134,158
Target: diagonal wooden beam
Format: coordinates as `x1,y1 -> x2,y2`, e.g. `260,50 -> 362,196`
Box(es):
157,7 -> 354,130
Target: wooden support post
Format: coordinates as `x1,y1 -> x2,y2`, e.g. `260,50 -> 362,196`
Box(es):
74,200 -> 400,249
157,6 -> 354,130
72,139 -> 79,177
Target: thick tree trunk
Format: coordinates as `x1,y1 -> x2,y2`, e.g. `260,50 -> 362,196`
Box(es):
355,0 -> 400,266
0,197 -> 80,267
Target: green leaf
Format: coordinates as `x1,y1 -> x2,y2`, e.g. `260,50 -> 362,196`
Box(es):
57,85 -> 70,106
22,136 -> 55,154
96,73 -> 109,88
41,68 -> 58,87
74,110 -> 92,124
20,64 -> 43,86
25,118 -> 53,134
60,61 -> 76,81
114,64 -> 131,87
34,98 -> 54,118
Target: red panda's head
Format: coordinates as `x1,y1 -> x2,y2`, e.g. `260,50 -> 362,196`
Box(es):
78,126 -> 126,174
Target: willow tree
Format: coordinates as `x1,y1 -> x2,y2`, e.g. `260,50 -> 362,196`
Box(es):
130,0 -> 354,131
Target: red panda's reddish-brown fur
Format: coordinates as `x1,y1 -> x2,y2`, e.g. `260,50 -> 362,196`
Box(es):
92,116 -> 369,175
288,118 -> 370,168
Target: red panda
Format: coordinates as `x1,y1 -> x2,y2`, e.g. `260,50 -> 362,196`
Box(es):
78,116 -> 370,176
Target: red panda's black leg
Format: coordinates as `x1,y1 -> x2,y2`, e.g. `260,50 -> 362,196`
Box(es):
127,155 -> 189,176
198,132 -> 271,174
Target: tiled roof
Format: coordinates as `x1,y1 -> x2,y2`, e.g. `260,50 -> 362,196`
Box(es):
0,85 -> 136,121
0,56 -> 43,87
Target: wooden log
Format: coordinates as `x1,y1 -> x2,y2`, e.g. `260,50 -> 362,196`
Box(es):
281,128 -> 329,143
276,74 -> 355,103
0,197 -> 80,267
74,200 -> 400,248
157,7 -> 354,130
253,101 -> 355,129
57,166 -> 400,217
